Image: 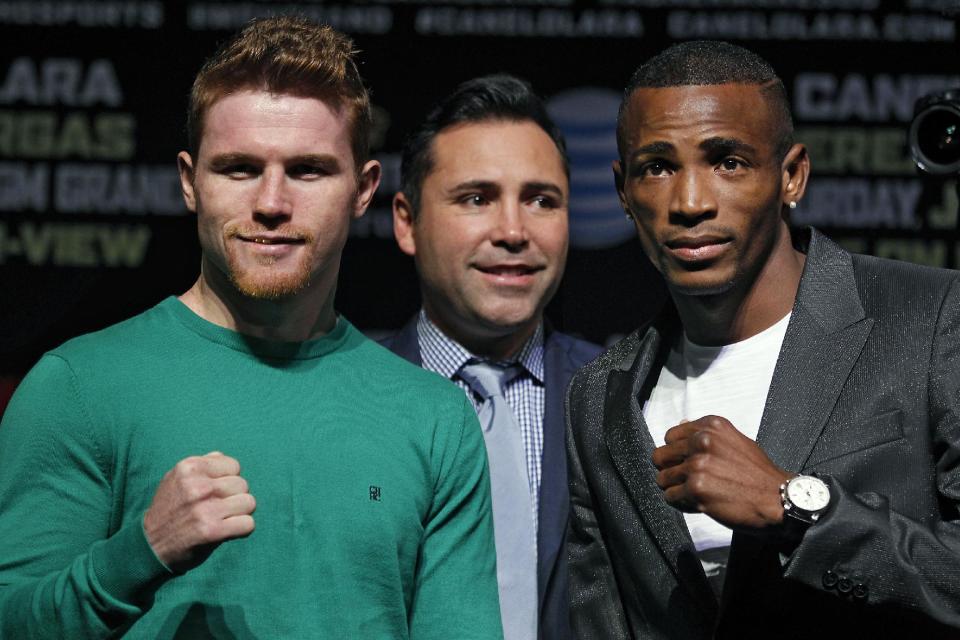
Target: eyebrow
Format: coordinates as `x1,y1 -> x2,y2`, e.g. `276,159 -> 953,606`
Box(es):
287,154 -> 342,168
207,153 -> 342,169
700,137 -> 758,157
448,179 -> 566,199
629,141 -> 675,158
207,153 -> 258,169
521,181 -> 566,199
447,180 -> 498,195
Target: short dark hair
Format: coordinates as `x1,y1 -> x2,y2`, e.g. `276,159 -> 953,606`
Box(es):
616,41 -> 794,162
400,74 -> 568,218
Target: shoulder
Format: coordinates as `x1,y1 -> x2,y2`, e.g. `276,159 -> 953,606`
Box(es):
806,227 -> 959,301
848,251 -> 960,319
568,329 -> 646,397
851,251 -> 959,288
0,304 -> 172,453
375,315 -> 419,358
48,299 -> 173,369
798,229 -> 960,327
546,330 -> 604,368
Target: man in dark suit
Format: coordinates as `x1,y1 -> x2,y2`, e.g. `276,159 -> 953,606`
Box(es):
384,75 -> 601,640
566,40 -> 960,638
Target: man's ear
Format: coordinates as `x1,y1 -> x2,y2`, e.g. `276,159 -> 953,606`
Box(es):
177,151 -> 197,213
353,159 -> 382,219
392,192 -> 417,257
781,143 -> 810,207
613,159 -> 633,221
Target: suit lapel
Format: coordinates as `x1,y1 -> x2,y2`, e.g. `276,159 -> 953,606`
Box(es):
757,231 -> 873,472
384,315 -> 422,366
537,334 -> 573,608
603,319 -> 718,613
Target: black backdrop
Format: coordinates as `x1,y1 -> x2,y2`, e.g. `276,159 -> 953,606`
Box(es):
1,0 -> 958,409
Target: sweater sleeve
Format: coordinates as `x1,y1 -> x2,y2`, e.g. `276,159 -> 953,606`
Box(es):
408,394 -> 504,640
0,354 -> 172,639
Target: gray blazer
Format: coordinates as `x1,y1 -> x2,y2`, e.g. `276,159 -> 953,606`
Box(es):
566,229 -> 960,638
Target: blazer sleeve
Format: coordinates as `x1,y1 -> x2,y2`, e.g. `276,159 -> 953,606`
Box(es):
565,380 -> 632,639
784,275 -> 960,630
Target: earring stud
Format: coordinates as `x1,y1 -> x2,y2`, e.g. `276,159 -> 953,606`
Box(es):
788,201 -> 797,209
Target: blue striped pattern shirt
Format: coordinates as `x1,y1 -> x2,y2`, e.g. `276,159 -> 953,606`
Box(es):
416,310 -> 545,523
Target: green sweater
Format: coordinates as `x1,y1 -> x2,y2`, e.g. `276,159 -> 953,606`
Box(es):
0,298 -> 502,639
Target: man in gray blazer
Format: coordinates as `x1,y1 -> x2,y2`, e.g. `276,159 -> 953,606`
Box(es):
567,40 -> 960,638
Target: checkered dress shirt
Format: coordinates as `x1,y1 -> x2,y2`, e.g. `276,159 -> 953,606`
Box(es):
416,310 -> 545,524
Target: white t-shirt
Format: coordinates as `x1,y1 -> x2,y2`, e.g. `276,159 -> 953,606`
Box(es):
642,313 -> 791,552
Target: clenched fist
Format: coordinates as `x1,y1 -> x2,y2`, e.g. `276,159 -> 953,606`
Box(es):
652,416 -> 791,534
143,451 -> 256,573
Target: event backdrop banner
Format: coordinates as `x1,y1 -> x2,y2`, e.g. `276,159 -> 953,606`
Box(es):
1,0 -> 958,405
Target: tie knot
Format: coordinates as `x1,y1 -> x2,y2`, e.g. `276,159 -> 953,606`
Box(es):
458,361 -> 522,400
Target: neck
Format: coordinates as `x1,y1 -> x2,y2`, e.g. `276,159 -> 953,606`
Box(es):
674,236 -> 805,347
180,264 -> 338,343
423,307 -> 540,362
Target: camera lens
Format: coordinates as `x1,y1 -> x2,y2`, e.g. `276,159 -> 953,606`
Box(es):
918,108 -> 960,164
910,102 -> 960,175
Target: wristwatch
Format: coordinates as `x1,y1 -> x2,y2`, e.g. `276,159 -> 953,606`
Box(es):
780,474 -> 831,525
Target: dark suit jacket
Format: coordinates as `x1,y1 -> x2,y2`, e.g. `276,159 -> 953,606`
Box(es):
566,229 -> 960,639
384,317 -> 601,640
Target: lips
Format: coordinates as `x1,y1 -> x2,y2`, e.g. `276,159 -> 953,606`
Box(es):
238,234 -> 305,245
665,235 -> 731,262
231,232 -> 307,260
472,262 -> 545,287
475,264 -> 541,276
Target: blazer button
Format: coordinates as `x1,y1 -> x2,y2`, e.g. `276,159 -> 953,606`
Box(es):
837,577 -> 853,594
822,570 -> 839,589
852,583 -> 868,600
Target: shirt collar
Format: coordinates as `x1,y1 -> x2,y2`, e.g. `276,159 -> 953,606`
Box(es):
417,310 -> 545,384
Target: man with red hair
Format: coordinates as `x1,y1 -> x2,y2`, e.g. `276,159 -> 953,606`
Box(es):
0,17 -> 502,639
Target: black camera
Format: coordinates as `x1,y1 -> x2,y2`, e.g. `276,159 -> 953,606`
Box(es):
909,89 -> 960,175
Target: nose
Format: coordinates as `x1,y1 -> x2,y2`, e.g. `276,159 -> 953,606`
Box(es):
490,200 -> 528,251
669,169 -> 717,224
254,167 -> 292,220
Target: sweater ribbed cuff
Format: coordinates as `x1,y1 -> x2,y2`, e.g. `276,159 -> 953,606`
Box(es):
90,516 -> 174,605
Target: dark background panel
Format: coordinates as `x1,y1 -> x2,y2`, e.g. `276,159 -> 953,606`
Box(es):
1,0 -> 958,411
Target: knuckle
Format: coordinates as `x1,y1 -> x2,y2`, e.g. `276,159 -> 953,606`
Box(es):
687,472 -> 709,497
174,457 -> 203,478
694,431 -> 712,450
196,518 -> 220,543
689,455 -> 709,472
183,479 -> 210,503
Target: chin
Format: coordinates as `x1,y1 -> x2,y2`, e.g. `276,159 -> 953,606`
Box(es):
230,271 -> 312,301
667,273 -> 737,297
474,306 -> 539,335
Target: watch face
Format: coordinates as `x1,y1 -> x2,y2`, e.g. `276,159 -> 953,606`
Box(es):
787,476 -> 830,512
